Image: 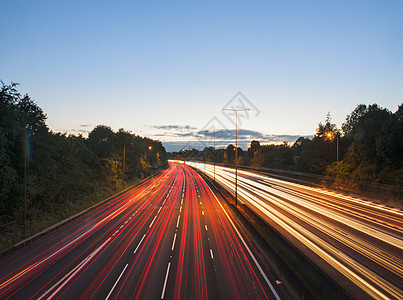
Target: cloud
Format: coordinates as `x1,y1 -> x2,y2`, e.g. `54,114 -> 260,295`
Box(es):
145,123 -> 312,151
69,129 -> 90,133
197,129 -> 265,140
162,133 -> 313,152
148,125 -> 198,130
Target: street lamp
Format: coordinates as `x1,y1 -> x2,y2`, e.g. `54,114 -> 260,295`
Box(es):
213,130 -> 216,183
326,131 -> 339,189
222,108 -> 251,207
24,131 -> 27,235
202,130 -> 217,182
123,144 -> 126,189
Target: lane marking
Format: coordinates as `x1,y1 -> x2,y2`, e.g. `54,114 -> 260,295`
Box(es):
133,234 -> 146,254
179,206 -> 182,213
205,225 -> 208,231
39,237 -> 111,299
105,264 -> 129,300
171,233 -> 177,251
149,214 -> 158,228
202,211 -> 204,216
161,262 -> 171,299
176,215 -> 181,228
208,184 -> 281,300
210,249 -> 214,259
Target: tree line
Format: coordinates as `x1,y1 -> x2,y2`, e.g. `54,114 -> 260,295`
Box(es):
0,82 -> 167,229
172,104 -> 402,186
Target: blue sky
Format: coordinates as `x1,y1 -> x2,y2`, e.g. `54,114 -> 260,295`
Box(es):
1,0 -> 402,151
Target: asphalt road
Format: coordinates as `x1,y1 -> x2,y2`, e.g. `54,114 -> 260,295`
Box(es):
185,161 -> 403,300
0,163 -> 281,299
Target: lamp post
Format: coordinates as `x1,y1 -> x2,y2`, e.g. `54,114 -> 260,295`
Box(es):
213,130 -> 216,183
123,144 -> 126,189
24,132 -> 27,235
147,145 -> 152,168
222,108 -> 251,206
145,145 -> 152,161
327,132 -> 339,189
204,129 -> 216,182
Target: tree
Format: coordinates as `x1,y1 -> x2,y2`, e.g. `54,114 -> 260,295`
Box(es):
87,125 -> 116,157
337,104 -> 402,184
298,113 -> 340,174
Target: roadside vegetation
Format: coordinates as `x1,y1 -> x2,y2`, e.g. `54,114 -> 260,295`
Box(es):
0,82 -> 167,250
173,104 -> 402,189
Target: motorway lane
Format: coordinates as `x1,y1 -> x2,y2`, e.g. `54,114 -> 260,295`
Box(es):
0,168 -> 177,299
0,163 -> 280,299
185,161 -> 403,299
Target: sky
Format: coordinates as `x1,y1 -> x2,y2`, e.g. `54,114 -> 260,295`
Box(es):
1,0 -> 402,152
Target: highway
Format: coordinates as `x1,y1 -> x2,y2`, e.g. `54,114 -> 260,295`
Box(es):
0,162 -> 280,299
184,161 -> 403,299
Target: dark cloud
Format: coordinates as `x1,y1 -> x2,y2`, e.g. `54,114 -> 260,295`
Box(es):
163,133 -> 312,152
149,125 -> 198,130
148,124 -> 312,151
69,129 -> 90,133
198,129 -> 266,140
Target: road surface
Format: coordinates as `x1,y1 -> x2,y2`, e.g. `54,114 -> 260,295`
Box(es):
185,161 -> 403,300
0,163 -> 280,299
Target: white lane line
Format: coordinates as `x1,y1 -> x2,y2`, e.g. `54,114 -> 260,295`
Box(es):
149,214 -> 158,227
39,237 -> 111,300
200,201 -> 202,205
37,254 -> 87,300
208,184 -> 281,300
158,207 -> 162,213
205,225 -> 208,231
181,198 -> 183,205
133,234 -> 146,254
210,249 -> 214,259
161,262 -> 171,299
202,211 -> 204,216
171,233 -> 177,251
105,264 -> 129,300
179,206 -> 182,213
176,215 -> 181,228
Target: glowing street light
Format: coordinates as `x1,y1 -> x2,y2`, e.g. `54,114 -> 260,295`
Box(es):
326,131 -> 339,189
222,108 -> 251,207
